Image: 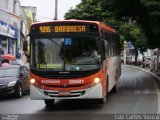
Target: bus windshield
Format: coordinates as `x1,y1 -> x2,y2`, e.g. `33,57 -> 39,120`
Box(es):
31,36 -> 101,71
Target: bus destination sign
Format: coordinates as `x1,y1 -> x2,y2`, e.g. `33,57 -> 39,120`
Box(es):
54,25 -> 86,32
38,25 -> 97,33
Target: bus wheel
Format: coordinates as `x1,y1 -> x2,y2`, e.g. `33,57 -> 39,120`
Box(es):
44,99 -> 55,107
97,96 -> 106,104
106,78 -> 109,94
112,84 -> 117,92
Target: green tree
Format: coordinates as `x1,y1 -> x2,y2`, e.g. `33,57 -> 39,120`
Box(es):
102,0 -> 160,48
65,0 -> 120,28
102,0 -> 160,70
65,0 -> 103,21
120,20 -> 148,65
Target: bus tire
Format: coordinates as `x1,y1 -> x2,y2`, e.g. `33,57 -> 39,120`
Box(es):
106,76 -> 109,94
97,96 -> 106,104
44,99 -> 55,107
112,84 -> 117,92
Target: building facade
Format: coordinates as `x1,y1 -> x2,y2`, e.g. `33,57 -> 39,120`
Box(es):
20,6 -> 37,63
0,0 -> 20,61
0,0 -> 37,63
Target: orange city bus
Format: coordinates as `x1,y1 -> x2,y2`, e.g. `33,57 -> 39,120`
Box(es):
25,20 -> 121,106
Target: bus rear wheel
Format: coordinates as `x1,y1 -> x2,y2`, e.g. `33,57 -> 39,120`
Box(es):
112,84 -> 117,92
44,99 -> 55,107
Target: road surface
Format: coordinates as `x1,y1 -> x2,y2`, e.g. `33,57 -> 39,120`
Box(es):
0,66 -> 160,120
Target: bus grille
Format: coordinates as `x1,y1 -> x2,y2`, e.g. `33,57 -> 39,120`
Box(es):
46,84 -> 84,88
44,90 -> 85,98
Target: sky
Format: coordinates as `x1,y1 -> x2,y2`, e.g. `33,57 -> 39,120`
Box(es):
20,0 -> 81,21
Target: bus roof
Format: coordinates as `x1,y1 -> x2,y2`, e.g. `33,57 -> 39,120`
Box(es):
32,20 -> 117,33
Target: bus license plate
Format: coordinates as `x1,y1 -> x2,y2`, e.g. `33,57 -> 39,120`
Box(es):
59,91 -> 70,96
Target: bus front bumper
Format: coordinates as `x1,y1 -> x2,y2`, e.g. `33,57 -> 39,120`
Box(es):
30,83 -> 103,100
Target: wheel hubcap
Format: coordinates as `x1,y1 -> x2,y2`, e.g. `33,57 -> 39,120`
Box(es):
19,86 -> 22,96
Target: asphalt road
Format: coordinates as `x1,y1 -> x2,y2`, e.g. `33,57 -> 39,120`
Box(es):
0,66 -> 160,120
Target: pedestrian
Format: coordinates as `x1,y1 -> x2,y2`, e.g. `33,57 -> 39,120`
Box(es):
1,59 -> 10,67
150,56 -> 156,72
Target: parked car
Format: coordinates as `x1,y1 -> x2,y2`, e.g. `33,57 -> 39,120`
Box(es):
0,65 -> 30,98
126,56 -> 132,64
121,54 -> 124,63
143,57 -> 151,68
121,55 -> 132,64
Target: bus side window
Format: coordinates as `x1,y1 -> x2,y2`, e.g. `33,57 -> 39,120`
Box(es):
107,33 -> 111,57
104,32 -> 109,58
117,35 -> 121,54
113,34 -> 116,55
111,34 -> 115,56
115,35 -> 118,55
101,40 -> 106,60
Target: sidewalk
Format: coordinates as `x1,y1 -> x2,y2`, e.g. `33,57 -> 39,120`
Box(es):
139,64 -> 160,77
153,71 -> 160,77
140,65 -> 160,77
123,64 -> 160,81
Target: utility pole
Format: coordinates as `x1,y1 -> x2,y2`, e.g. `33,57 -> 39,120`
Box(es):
54,0 -> 58,20
124,41 -> 127,64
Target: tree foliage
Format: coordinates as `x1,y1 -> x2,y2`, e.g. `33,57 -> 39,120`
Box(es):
65,0 -> 103,21
102,0 -> 160,48
64,0 -> 120,28
120,20 -> 148,52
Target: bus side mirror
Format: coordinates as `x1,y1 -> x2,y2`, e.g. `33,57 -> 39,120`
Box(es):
23,40 -> 28,52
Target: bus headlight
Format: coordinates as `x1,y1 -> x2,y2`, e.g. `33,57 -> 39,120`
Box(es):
30,78 -> 36,84
84,77 -> 101,89
94,77 -> 100,84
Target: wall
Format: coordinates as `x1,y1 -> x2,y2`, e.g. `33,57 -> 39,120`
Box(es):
0,0 -> 20,58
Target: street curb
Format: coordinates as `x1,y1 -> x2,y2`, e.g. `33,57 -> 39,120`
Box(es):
123,65 -> 160,81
